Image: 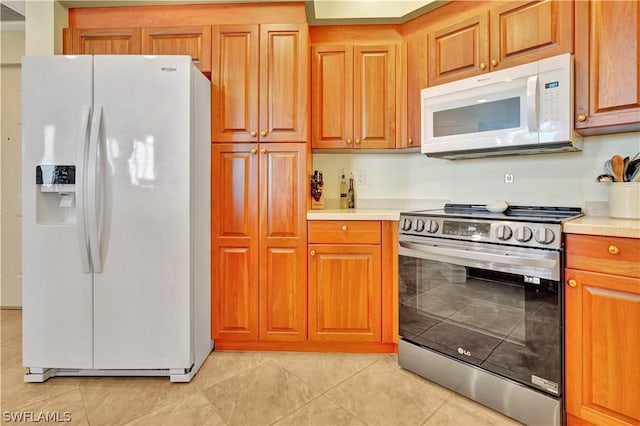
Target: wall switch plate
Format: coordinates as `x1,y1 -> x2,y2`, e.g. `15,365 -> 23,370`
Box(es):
504,173 -> 514,184
356,170 -> 366,185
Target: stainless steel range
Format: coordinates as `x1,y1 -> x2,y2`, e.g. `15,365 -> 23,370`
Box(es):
397,204 -> 582,426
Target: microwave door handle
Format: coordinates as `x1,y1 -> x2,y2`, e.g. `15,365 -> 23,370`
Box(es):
526,75 -> 539,131
398,241 -> 556,269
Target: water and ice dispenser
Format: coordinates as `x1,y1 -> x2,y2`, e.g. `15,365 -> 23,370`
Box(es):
36,165 -> 77,224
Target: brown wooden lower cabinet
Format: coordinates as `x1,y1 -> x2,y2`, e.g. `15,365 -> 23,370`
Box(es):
211,143 -> 307,346
308,244 -> 381,342
565,234 -> 640,426
212,216 -> 397,352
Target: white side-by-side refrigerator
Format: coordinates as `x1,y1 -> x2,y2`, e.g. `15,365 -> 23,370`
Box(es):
21,55 -> 212,382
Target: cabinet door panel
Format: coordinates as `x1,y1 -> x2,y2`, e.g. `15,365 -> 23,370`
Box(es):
575,0 -> 640,135
212,144 -> 258,237
212,25 -> 259,142
309,244 -> 381,342
311,46 -> 354,149
565,269 -> 640,425
260,247 -> 307,341
489,0 -> 572,69
71,28 -> 142,54
404,31 -> 427,148
260,143 -> 307,242
211,144 -> 259,340
354,45 -> 396,148
212,246 -> 258,339
142,25 -> 211,74
259,24 -> 309,143
259,143 -> 307,341
428,13 -> 488,86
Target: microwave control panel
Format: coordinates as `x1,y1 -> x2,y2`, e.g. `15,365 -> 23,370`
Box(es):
541,80 -> 562,130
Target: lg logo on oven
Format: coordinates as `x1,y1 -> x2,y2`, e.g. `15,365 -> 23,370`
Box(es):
457,347 -> 472,357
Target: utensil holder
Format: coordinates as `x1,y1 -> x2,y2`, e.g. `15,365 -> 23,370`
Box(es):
609,182 -> 640,219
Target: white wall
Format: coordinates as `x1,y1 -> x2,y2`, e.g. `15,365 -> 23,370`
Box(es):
0,0 -> 67,307
313,132 -> 640,207
1,29 -> 25,307
25,0 -> 67,55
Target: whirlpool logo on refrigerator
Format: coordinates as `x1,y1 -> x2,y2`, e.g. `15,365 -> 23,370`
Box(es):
160,66 -> 178,72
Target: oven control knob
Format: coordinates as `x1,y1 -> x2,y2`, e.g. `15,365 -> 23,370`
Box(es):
426,220 -> 439,233
514,226 -> 533,242
534,227 -> 555,245
495,225 -> 513,240
415,219 -> 426,232
401,218 -> 413,231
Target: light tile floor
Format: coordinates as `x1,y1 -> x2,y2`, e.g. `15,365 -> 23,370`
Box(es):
1,309 -> 521,425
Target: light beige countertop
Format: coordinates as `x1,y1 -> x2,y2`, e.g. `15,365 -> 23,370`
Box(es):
307,209 -> 401,221
564,216 -> 640,238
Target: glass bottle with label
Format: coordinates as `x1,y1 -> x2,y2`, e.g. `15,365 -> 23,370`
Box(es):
339,172 -> 348,209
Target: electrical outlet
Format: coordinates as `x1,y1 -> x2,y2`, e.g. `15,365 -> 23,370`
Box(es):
504,173 -> 514,184
356,170 -> 366,185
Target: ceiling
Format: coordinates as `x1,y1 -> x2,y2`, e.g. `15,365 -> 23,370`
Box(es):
1,0 -> 447,27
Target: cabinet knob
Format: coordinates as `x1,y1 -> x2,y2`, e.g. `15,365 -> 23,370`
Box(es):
355,139 -> 361,145
491,59 -> 499,67
250,131 -> 257,137
408,138 -> 413,145
310,250 -> 316,256
346,138 -> 353,145
480,62 -> 487,70
608,245 -> 620,255
260,131 -> 267,137
250,148 -> 257,154
567,279 -> 577,288
260,148 -> 267,154
341,225 -> 348,231
577,114 -> 587,122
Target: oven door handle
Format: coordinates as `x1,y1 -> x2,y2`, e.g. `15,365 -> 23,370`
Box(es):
398,241 -> 557,269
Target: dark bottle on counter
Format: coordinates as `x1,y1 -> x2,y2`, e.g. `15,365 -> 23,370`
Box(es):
347,173 -> 355,209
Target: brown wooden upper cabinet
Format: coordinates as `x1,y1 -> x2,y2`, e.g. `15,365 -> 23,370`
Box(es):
64,26 -> 211,74
574,0 -> 640,136
64,28 -> 142,55
402,32 -> 427,149
211,24 -> 309,143
312,44 -> 396,149
428,0 -> 572,86
141,26 -> 212,74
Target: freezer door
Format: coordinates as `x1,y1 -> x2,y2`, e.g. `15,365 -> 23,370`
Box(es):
92,55 -> 193,369
21,56 -> 94,369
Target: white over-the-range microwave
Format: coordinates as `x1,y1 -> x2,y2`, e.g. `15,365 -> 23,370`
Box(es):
421,53 -> 582,159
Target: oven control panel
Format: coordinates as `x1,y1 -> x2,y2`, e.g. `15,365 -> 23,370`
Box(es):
399,216 -> 562,250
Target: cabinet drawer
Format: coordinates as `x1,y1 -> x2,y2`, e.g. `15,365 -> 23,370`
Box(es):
566,234 -> 640,278
308,220 -> 381,244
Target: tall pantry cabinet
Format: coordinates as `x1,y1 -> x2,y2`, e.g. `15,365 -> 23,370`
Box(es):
210,23 -> 309,347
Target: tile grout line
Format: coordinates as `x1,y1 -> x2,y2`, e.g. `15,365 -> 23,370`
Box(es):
419,391 -> 456,426
318,355 -> 395,426
265,353 -> 384,426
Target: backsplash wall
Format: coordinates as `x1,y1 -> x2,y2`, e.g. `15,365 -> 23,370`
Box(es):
312,132 -> 640,207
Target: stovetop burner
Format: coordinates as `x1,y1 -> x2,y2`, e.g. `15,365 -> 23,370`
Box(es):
408,203 -> 583,223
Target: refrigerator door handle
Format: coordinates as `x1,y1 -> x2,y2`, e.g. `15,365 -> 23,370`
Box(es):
76,106 -> 92,273
87,105 -> 104,273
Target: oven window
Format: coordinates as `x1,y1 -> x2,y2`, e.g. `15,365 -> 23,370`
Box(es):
433,97 -> 520,137
399,255 -> 561,396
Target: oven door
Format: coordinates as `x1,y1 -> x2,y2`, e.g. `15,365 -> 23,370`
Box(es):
398,236 -> 562,397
